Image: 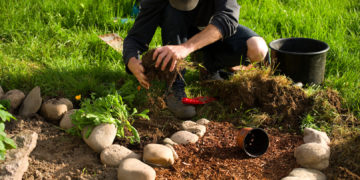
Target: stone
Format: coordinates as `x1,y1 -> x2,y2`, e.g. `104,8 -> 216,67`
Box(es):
58,98 -> 73,110
303,128 -> 330,146
19,86 -> 42,117
40,98 -> 69,123
82,123 -> 117,153
287,168 -> 326,180
0,130 -> 38,180
0,89 -> 25,112
281,177 -> 302,180
196,118 -> 210,125
294,143 -> 330,170
181,120 -> 206,137
59,109 -> 77,130
163,138 -> 177,146
165,144 -> 178,160
100,144 -> 140,166
170,131 -> 199,145
0,85 -> 4,98
143,144 -> 174,167
117,158 -> 156,180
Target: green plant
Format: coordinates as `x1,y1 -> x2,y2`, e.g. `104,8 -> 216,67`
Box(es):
0,103 -> 17,160
68,91 -> 149,144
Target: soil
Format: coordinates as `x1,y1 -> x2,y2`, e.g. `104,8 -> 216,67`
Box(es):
203,69 -> 311,129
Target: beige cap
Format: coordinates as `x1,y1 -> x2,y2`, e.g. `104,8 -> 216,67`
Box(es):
169,0 -> 199,11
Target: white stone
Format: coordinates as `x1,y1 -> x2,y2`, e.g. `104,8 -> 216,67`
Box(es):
59,109 -> 77,130
0,89 -> 25,112
303,128 -> 330,146
165,144 -> 179,160
288,168 -> 326,180
196,118 -> 210,125
294,143 -> 330,170
281,177 -> 303,180
163,138 -> 178,146
100,144 -> 140,166
143,144 -> 174,167
19,86 -> 42,117
294,82 -> 304,88
117,158 -> 156,180
0,130 -> 38,180
82,123 -> 117,153
40,98 -> 69,123
170,131 -> 199,144
181,120 -> 206,137
58,98 -> 73,110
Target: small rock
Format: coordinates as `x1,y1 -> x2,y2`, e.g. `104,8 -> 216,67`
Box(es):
294,143 -> 330,170
0,89 -> 25,112
196,118 -> 210,125
287,168 -> 326,180
59,109 -> 77,130
58,98 -> 73,110
40,98 -> 69,123
118,158 -> 156,180
143,144 -> 174,167
303,128 -> 330,146
82,123 -> 117,153
294,82 -> 304,88
163,138 -> 177,146
100,144 -> 140,166
0,130 -> 38,180
170,131 -> 199,144
165,144 -> 178,160
19,86 -> 42,117
281,177 -> 302,180
181,120 -> 206,137
0,85 -> 4,98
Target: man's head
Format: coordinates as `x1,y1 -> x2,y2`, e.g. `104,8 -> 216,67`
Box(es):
169,0 -> 199,11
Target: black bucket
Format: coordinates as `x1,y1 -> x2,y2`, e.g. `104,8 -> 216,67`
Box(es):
237,128 -> 269,157
269,38 -> 330,85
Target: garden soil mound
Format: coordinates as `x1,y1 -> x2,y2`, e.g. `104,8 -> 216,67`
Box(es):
203,69 -> 311,128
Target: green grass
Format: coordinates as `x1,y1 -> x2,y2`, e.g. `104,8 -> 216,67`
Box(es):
0,0 -> 359,116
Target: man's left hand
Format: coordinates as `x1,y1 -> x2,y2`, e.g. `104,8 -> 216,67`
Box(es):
152,45 -> 191,72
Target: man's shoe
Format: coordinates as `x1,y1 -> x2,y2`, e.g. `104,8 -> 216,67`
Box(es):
166,94 -> 196,119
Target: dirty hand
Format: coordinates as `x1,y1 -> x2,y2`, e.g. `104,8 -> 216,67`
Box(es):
153,45 -> 191,72
128,57 -> 150,89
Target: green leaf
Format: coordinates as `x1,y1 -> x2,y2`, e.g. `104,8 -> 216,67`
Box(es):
3,137 -> 17,149
0,122 -> 4,131
0,151 -> 5,161
0,140 -> 5,151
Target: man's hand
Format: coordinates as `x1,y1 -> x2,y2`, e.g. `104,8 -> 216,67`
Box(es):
152,45 -> 191,72
128,57 -> 150,89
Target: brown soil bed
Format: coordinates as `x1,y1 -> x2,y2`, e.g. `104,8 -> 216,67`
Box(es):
155,122 -> 303,179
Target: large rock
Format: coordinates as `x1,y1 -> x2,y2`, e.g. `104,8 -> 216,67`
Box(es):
170,131 -> 199,145
58,98 -> 73,110
143,144 -> 174,167
40,98 -> 71,123
100,144 -> 140,166
0,89 -> 25,112
19,86 -> 42,117
118,158 -> 156,180
0,130 -> 38,180
59,109 -> 77,130
82,123 -> 117,153
163,138 -> 177,146
181,120 -> 206,137
286,168 -> 326,180
303,128 -> 330,146
196,118 -> 210,125
294,143 -> 330,170
0,85 -> 4,98
165,144 -> 179,160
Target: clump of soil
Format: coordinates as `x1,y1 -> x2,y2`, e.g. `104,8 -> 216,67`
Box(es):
203,69 -> 311,128
155,122 -> 303,179
142,49 -> 185,87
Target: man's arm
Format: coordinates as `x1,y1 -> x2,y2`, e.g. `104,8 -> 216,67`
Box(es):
153,24 -> 223,72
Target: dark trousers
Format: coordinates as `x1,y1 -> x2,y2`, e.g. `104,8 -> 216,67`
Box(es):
160,4 -> 259,73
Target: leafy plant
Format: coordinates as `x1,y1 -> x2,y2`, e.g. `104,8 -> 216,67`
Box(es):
68,91 -> 149,144
0,103 -> 17,160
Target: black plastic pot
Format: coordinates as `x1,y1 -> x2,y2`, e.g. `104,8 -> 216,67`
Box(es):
269,38 -> 330,85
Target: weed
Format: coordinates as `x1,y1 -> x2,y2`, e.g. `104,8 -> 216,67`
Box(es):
0,103 -> 17,160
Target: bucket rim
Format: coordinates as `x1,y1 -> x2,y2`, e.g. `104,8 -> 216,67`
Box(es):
269,37 -> 330,55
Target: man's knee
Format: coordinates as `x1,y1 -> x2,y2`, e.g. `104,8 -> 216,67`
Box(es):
246,36 -> 268,63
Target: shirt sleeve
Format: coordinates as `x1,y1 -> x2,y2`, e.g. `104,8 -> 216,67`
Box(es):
209,0 -> 240,39
122,0 -> 167,72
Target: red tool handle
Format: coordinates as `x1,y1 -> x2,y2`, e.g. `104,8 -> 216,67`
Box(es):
182,97 -> 216,105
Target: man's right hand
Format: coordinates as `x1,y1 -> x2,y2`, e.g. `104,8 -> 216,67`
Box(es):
127,57 -> 150,89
